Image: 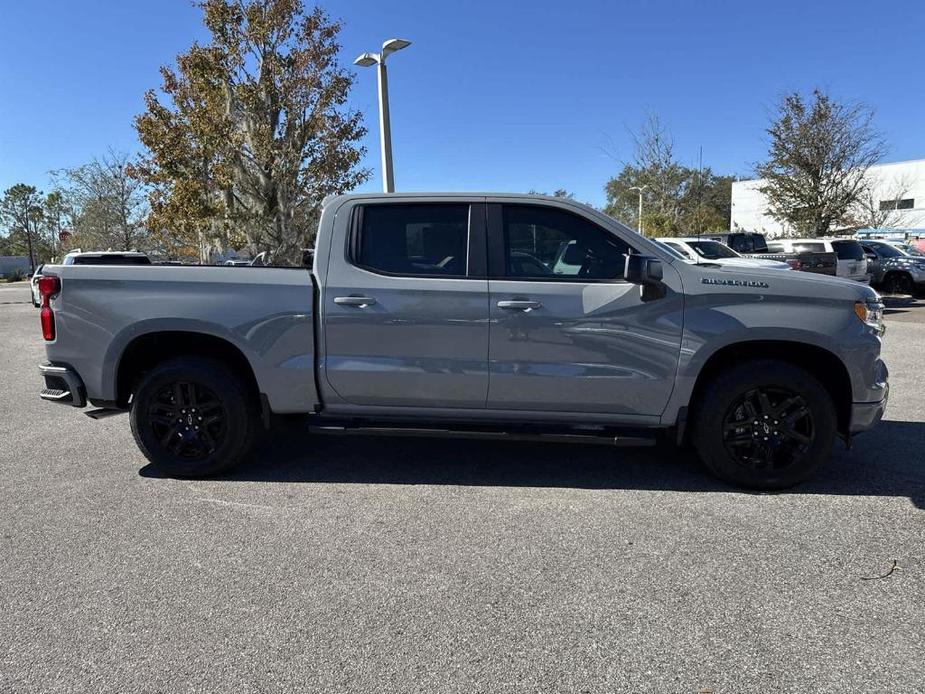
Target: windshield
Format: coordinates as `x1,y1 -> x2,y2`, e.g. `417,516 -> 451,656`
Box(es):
686,240 -> 739,259
652,240 -> 690,261
72,255 -> 152,265
868,242 -> 903,258
896,243 -> 925,257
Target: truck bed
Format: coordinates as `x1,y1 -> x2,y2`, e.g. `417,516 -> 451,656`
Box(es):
41,264 -> 319,414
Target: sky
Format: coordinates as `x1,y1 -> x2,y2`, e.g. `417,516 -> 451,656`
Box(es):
1,0 -> 924,208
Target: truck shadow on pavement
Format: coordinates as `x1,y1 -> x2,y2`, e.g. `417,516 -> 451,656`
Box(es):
140,420 -> 925,509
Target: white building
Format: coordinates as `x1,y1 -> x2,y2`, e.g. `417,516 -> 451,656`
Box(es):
730,158 -> 925,237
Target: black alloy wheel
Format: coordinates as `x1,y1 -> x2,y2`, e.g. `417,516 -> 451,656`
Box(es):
884,272 -> 914,295
691,358 -> 836,489
146,381 -> 227,461
130,356 -> 256,477
722,387 -> 814,472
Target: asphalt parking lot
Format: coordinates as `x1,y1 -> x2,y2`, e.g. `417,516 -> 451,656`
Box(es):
1,280 -> 923,693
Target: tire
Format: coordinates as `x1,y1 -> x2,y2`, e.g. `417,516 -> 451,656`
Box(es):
883,272 -> 914,296
130,357 -> 257,477
691,359 -> 836,490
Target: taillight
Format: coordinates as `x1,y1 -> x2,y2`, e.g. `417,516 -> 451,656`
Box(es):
787,258 -> 802,271
38,275 -> 60,341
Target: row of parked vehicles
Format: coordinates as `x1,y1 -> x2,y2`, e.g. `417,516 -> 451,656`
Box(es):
654,231 -> 925,295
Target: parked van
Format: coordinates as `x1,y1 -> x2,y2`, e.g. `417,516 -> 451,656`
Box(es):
766,239 -> 869,282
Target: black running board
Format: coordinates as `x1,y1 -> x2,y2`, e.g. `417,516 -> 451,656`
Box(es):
308,425 -> 657,447
85,408 -> 126,420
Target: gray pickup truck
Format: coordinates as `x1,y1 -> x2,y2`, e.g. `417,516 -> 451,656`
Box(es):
36,193 -> 889,489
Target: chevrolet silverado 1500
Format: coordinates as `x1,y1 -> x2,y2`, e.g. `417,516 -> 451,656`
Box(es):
37,193 -> 889,489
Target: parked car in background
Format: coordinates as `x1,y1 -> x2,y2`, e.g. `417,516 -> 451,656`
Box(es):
29,263 -> 45,306
63,251 -> 152,266
656,237 -> 792,270
766,239 -> 868,283
890,241 -> 925,257
37,192 -> 888,490
860,240 -> 925,295
702,231 -> 837,276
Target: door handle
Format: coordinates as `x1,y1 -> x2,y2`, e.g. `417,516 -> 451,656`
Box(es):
497,300 -> 542,311
334,296 -> 377,307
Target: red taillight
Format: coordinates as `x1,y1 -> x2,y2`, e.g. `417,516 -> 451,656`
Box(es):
38,275 -> 60,341
787,258 -> 803,271
41,307 -> 55,340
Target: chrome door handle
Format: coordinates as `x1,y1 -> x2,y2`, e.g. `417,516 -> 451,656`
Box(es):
497,300 -> 542,311
334,296 -> 377,307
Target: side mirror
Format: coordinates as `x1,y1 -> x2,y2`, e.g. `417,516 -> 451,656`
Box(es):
625,255 -> 663,285
864,252 -> 877,261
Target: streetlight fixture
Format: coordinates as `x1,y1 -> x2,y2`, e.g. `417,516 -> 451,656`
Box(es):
628,185 -> 647,235
354,38 -> 412,193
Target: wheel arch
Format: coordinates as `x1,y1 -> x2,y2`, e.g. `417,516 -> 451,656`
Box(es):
115,330 -> 261,409
687,340 -> 852,438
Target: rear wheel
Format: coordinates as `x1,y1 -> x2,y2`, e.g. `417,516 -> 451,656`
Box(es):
130,357 -> 257,477
883,271 -> 914,295
691,359 -> 836,489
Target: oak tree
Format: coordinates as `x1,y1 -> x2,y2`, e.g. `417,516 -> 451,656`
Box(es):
755,89 -> 885,237
133,0 -> 369,264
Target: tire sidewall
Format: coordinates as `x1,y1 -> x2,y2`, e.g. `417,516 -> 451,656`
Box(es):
886,272 -> 913,295
693,360 -> 836,489
130,358 -> 254,477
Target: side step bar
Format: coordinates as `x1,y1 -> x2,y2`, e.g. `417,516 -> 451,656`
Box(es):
308,425 -> 657,447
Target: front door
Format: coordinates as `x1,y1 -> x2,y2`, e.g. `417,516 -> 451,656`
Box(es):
323,201 -> 490,408
486,203 -> 683,416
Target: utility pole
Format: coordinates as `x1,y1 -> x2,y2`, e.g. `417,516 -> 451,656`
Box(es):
629,185 -> 647,235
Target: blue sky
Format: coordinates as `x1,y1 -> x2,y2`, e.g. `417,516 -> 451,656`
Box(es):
1,0 -> 923,208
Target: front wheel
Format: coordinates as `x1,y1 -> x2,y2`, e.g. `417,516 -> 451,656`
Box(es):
130,357 -> 257,477
883,272 -> 914,296
691,359 -> 836,489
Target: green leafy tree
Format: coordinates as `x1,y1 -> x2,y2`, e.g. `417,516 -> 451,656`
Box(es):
0,184 -> 46,271
42,190 -> 73,256
132,0 -> 369,264
51,151 -> 148,252
755,89 -> 886,237
603,116 -> 734,236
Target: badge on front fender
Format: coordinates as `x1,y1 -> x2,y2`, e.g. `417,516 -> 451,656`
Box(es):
701,278 -> 770,289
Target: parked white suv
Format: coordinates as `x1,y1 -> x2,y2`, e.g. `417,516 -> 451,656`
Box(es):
766,239 -> 868,282
656,237 -> 792,270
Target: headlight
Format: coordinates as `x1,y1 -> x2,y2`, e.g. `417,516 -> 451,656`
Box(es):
854,300 -> 885,335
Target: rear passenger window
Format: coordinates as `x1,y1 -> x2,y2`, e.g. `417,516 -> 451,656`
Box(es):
728,235 -> 751,253
793,242 -> 826,253
831,240 -> 865,260
354,204 -> 469,276
502,205 -> 631,280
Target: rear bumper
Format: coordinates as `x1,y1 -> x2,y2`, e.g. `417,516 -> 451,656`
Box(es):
39,363 -> 86,408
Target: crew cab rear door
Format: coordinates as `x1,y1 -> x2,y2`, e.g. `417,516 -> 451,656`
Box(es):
321,199 -> 490,408
485,201 -> 683,417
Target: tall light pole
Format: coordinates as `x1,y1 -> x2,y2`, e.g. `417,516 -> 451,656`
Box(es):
628,185 -> 647,235
354,38 -> 412,193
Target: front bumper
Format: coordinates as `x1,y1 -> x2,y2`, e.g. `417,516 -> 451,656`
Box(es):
850,385 -> 889,434
39,363 -> 86,408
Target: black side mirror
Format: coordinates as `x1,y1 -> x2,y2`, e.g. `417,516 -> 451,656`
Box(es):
625,255 -> 663,285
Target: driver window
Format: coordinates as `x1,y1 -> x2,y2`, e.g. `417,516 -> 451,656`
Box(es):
502,205 -> 631,280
